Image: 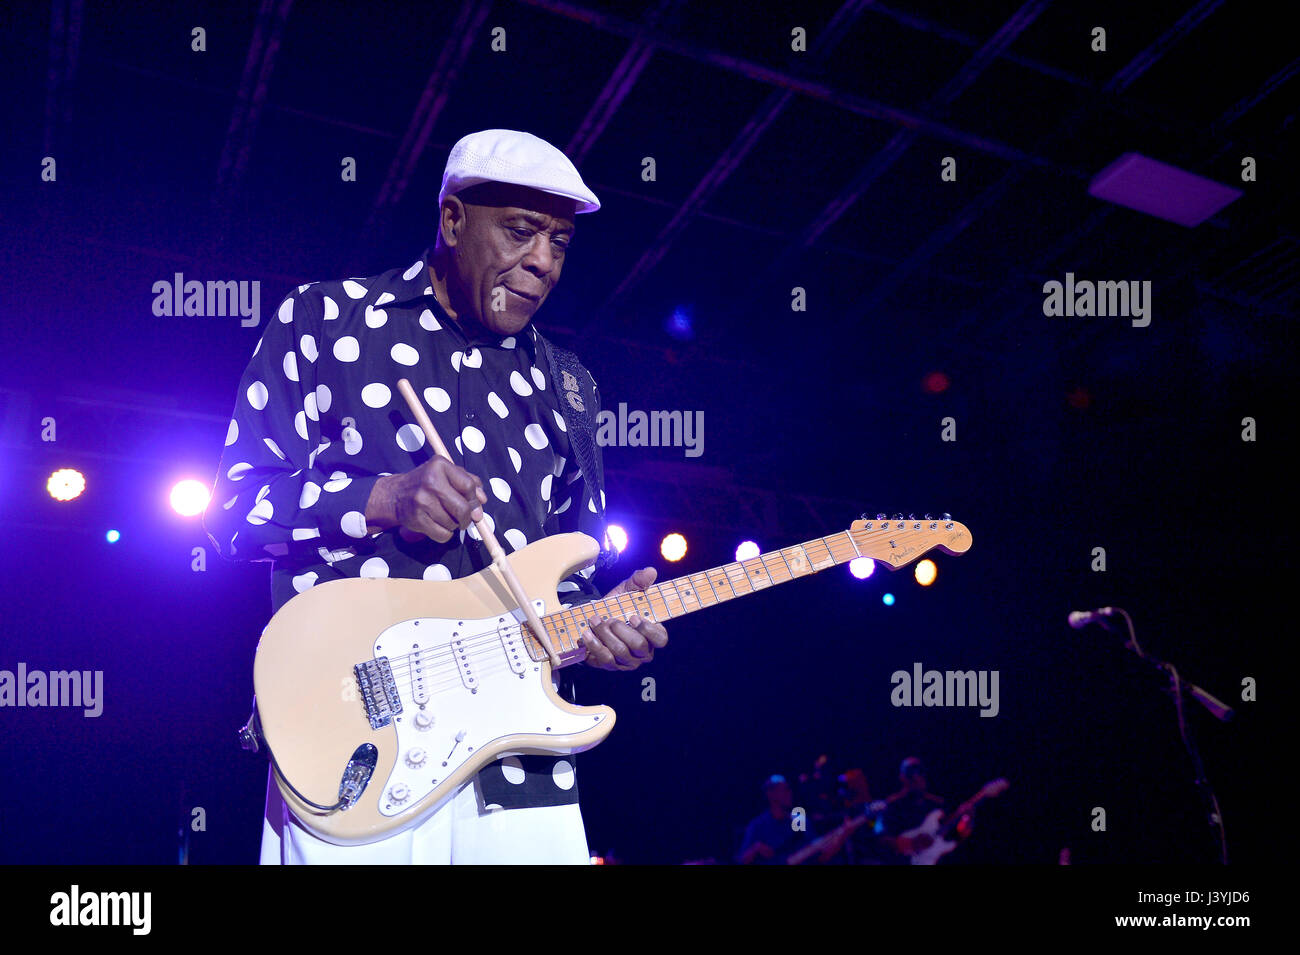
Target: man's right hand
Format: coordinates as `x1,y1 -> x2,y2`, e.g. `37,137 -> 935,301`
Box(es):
364,458 -> 488,542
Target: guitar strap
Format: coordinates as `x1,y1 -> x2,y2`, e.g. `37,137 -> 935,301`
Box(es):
533,327 -> 618,573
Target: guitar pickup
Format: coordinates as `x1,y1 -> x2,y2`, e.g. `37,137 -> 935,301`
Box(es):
355,657 -> 402,729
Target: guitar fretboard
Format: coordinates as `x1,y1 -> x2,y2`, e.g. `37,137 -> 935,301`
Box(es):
523,528 -> 871,664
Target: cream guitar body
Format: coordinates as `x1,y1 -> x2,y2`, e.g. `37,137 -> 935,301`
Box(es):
254,532 -> 611,846
253,515 -> 973,846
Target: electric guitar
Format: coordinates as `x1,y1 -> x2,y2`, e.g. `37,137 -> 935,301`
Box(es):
897,777 -> 1009,864
786,801 -> 887,865
253,515 -> 972,845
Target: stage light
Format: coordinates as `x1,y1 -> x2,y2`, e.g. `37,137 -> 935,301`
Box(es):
47,468 -> 85,501
849,557 -> 874,579
665,307 -> 694,341
170,479 -> 211,517
914,559 -> 937,586
105,529 -> 121,544
922,371 -> 950,394
735,540 -> 760,561
660,533 -> 687,562
882,592 -> 895,606
606,524 -> 628,553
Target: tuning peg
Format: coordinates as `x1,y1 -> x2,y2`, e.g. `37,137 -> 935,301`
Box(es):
893,513 -> 905,521
876,513 -> 886,521
941,512 -> 952,521
908,513 -> 917,521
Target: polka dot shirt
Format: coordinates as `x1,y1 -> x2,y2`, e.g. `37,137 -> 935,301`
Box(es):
205,247 -> 608,813
205,246 -> 605,614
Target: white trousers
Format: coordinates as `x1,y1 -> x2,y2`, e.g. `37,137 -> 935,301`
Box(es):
259,767 -> 591,864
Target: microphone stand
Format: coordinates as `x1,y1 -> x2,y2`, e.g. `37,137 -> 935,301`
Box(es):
1095,609 -> 1230,864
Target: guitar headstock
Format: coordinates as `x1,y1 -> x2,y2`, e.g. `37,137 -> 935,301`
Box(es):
848,513 -> 972,570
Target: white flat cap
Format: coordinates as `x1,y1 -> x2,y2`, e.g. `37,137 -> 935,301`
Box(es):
438,129 -> 601,214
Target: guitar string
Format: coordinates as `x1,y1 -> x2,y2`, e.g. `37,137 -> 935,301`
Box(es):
354,528 -> 951,700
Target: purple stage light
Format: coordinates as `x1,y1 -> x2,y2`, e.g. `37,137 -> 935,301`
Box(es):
1089,153 -> 1241,227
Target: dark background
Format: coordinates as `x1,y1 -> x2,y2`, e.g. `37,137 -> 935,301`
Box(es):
1,0 -> 1291,865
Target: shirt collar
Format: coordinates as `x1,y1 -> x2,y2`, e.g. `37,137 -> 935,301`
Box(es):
407,245 -> 540,358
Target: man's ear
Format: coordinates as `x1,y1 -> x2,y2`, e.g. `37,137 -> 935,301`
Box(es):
439,196 -> 467,248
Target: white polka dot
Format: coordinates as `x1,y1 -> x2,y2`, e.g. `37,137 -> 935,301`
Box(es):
362,383 -> 391,408
375,292 -> 395,306
391,343 -> 420,366
263,437 -> 285,460
501,756 -> 525,784
334,337 -> 360,362
553,409 -> 567,432
540,473 -> 553,502
504,528 -> 527,551
396,423 -> 425,452
341,511 -> 368,539
509,370 -> 533,396
487,392 -> 508,419
364,306 -> 387,328
222,494 -> 238,510
247,498 -> 273,525
508,447 -> 522,473
588,495 -> 598,513
490,477 -> 512,502
247,381 -> 269,410
424,387 -> 450,413
278,297 -> 294,323
292,571 -> 318,593
227,462 -> 252,481
454,437 -> 462,455
359,557 -> 390,578
292,527 -> 319,540
308,439 -> 330,469
252,339 -> 261,358
324,474 -> 351,492
466,512 -> 495,540
419,309 -> 440,331
299,482 -> 321,508
461,426 -> 485,453
294,410 -> 308,440
224,419 -> 238,446
304,392 -> 319,421
283,351 -> 299,382
422,563 -> 452,581
315,384 -> 332,414
501,336 -> 516,349
342,280 -> 366,299
531,366 -> 546,389
463,348 -> 482,368
343,427 -> 363,455
403,260 -> 423,281
552,760 -> 575,790
553,497 -> 572,516
322,296 -> 339,321
451,351 -> 463,372
524,423 -> 548,450
255,484 -> 271,503
300,335 -> 318,362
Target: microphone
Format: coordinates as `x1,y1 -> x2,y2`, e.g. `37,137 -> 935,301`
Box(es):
1068,607 -> 1115,629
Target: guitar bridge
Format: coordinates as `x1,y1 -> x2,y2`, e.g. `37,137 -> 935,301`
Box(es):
355,657 -> 402,729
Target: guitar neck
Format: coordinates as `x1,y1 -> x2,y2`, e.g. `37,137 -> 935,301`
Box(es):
528,528 -> 868,664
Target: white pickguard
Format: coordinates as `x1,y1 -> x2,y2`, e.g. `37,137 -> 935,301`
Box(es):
904,809 -> 955,865
368,600 -> 606,818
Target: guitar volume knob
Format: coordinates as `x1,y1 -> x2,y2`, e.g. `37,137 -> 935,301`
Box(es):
413,711 -> 433,731
388,783 -> 410,804
405,748 -> 427,768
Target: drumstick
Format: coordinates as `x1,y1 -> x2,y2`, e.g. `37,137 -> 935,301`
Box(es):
395,378 -> 563,668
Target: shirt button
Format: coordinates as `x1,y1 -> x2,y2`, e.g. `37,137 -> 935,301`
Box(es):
466,411 -> 478,422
